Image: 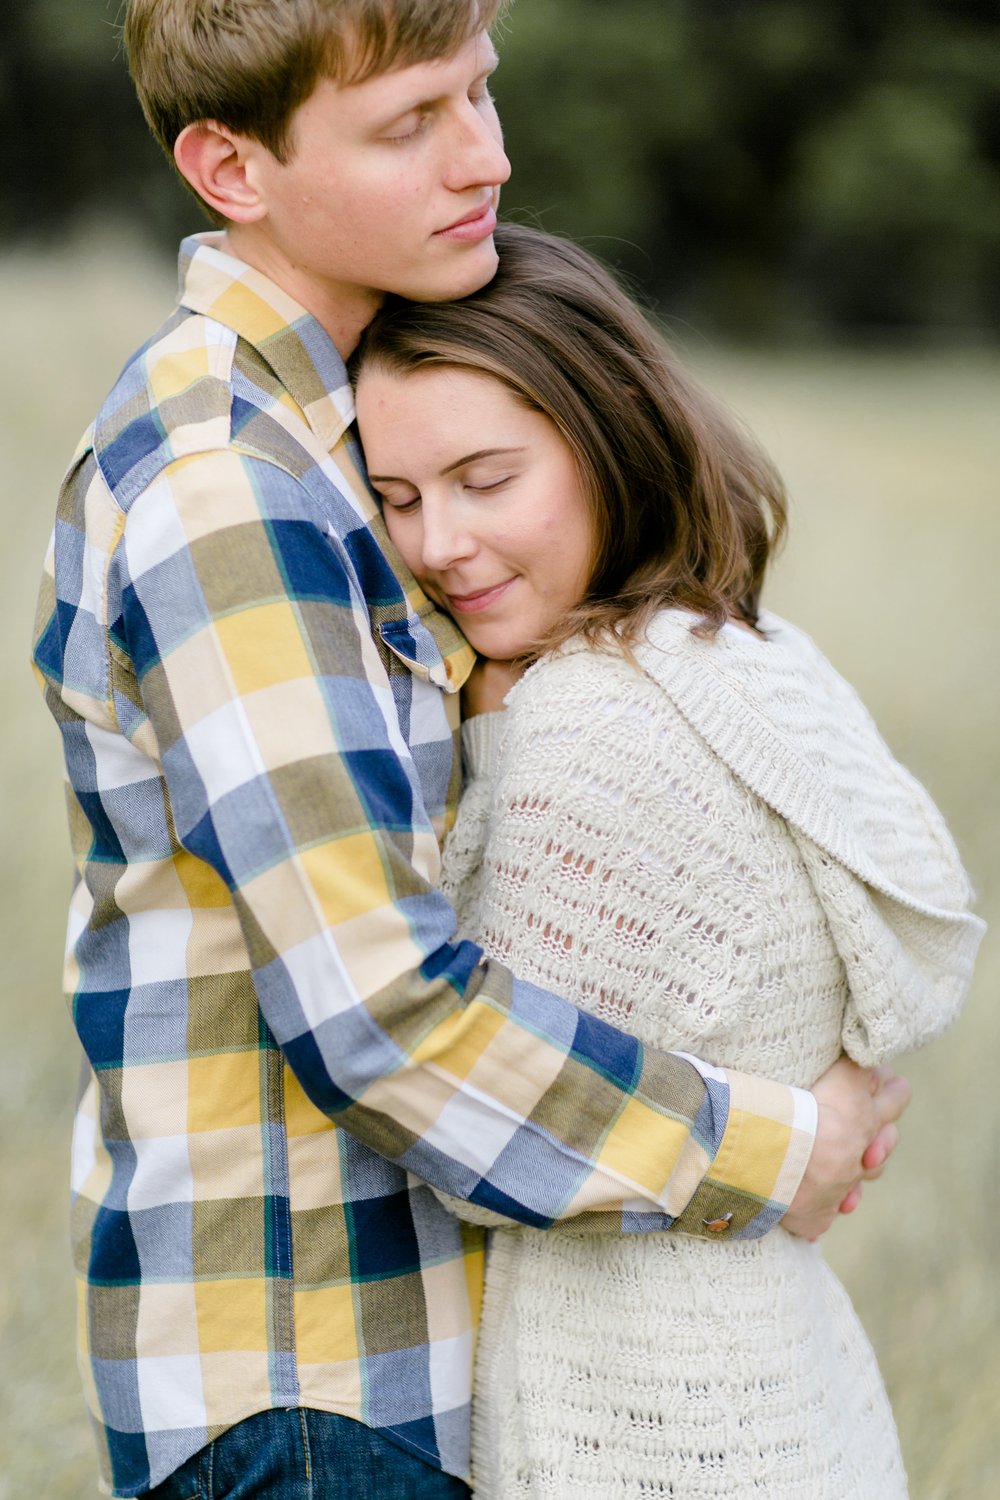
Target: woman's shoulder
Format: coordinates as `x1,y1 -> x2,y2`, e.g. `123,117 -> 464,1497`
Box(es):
497,634 -> 692,784
508,607 -> 787,722
505,605 -> 858,741
635,605 -> 856,703
512,639 -> 644,696
508,632 -> 671,718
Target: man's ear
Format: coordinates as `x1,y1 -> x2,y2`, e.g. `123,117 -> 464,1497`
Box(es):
174,121 -> 267,224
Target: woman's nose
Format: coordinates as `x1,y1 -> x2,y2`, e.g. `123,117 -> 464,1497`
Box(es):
419,499 -> 477,572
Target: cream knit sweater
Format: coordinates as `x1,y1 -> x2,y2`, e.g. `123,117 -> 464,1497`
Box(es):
438,608 -> 984,1500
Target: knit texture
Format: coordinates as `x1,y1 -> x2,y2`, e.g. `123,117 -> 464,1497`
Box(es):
440,609 -> 983,1499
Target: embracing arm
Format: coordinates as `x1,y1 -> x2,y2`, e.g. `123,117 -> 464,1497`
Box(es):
117,453 -> 817,1236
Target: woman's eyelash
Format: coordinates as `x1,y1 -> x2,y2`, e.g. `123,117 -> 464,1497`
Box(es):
466,476 -> 511,493
377,476 -> 512,509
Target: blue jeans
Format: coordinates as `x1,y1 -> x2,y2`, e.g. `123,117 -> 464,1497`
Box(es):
146,1409 -> 471,1499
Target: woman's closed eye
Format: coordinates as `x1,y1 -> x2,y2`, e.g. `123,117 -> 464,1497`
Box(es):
377,479 -> 509,509
463,474 -> 512,494
374,485 -> 421,513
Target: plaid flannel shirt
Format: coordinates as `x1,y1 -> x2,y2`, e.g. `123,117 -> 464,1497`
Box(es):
32,234 -> 816,1496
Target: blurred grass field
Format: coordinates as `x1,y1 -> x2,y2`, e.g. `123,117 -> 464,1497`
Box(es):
1,232 -> 997,1499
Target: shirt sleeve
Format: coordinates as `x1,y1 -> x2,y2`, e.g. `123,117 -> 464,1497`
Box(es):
117,449 -> 813,1237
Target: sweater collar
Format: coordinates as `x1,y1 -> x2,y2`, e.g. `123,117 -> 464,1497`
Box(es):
635,608 -> 977,929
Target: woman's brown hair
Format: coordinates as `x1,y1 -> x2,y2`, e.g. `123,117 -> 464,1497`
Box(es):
355,222 -> 787,655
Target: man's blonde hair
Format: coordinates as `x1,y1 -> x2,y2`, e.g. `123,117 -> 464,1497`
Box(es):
124,0 -> 507,164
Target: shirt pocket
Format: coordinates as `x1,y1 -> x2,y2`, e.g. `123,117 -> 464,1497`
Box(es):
378,610 -> 471,694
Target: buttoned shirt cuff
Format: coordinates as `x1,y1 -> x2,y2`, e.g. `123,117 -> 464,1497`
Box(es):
671,1069 -> 818,1240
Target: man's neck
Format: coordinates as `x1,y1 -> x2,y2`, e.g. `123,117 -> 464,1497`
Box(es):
222,226 -> 382,361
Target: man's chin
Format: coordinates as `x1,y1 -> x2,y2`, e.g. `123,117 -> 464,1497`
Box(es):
408,240 -> 500,304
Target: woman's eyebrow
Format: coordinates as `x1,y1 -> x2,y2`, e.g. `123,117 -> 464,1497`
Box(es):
440,446 -> 526,476
367,447 -> 526,486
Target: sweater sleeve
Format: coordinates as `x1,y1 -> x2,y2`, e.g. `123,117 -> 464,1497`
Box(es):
439,710 -> 508,940
790,829 -> 982,1066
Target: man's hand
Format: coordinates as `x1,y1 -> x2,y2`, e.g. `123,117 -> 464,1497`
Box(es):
782,1057 -> 912,1241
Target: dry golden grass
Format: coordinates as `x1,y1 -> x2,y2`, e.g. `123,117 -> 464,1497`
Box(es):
1,232 -> 997,1498
692,344 -> 1000,1499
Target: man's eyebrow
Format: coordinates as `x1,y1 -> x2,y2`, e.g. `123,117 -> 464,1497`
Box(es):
367,448 -> 526,485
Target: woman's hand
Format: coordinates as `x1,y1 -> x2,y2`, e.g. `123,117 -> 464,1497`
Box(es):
782,1057 -> 912,1241
461,656 -> 525,718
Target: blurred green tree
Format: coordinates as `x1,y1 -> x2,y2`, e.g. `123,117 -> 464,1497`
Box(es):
4,0 -> 999,339
492,0 -> 1000,337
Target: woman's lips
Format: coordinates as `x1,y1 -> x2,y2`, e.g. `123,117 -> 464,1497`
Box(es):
444,577 -> 515,614
434,203 -> 498,243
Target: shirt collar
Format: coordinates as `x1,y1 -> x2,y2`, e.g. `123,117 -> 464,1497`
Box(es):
177,231 -> 355,453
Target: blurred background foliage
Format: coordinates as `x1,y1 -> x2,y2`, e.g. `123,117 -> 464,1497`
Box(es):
3,0 -> 1000,340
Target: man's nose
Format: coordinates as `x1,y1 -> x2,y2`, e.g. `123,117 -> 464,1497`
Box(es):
443,99 -> 511,192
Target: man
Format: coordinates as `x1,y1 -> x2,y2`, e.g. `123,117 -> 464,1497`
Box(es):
32,3 -> 909,1496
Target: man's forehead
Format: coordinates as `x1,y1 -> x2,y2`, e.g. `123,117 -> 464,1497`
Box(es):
340,29 -> 497,107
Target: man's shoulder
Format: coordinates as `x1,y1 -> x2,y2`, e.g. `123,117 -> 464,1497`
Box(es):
90,303 -> 242,509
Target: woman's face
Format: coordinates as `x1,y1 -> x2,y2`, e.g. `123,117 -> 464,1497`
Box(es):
355,365 -> 594,660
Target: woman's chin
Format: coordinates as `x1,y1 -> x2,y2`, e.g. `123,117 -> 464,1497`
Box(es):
463,628 -> 528,661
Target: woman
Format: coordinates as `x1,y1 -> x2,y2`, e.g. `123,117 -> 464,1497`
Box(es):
353,224 -> 983,1499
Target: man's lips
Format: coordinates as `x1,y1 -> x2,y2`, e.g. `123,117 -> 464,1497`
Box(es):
444,578 -> 515,614
434,201 -> 498,242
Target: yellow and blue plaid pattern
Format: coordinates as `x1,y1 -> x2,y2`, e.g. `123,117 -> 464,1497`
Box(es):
32,235 -> 815,1496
